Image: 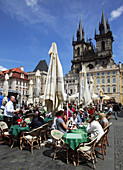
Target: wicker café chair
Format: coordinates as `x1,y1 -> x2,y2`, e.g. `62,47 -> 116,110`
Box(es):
77,136 -> 98,169
20,126 -> 43,153
0,121 -> 11,145
95,130 -> 107,160
51,129 -> 69,164
103,122 -> 112,147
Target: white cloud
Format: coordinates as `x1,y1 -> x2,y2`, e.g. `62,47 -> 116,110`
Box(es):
110,5 -> 123,21
26,0 -> 38,8
0,66 -> 7,71
0,0 -> 56,27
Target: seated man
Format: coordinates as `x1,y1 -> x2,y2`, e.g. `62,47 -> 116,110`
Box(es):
70,111 -> 78,128
13,111 -> 22,125
29,111 -> 44,129
77,108 -> 85,126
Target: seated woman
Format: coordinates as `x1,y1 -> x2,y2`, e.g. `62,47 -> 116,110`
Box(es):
99,113 -> 109,129
29,111 -> 44,129
86,115 -> 104,142
56,110 -> 72,133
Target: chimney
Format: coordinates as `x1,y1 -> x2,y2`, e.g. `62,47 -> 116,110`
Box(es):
119,62 -> 121,69
20,66 -> 24,71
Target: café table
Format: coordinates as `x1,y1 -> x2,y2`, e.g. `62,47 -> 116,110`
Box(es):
43,118 -> 53,123
63,131 -> 89,150
0,115 -> 4,121
62,132 -> 89,166
78,125 -> 87,131
9,124 -> 30,148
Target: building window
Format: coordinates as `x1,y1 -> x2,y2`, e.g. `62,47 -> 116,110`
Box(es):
21,74 -> 24,78
97,78 -> 100,84
102,86 -> 105,93
87,79 -> 89,84
102,72 -> 105,76
107,77 -> 110,83
113,86 -> 116,93
16,80 -> 18,85
91,73 -> 94,76
70,89 -> 73,95
101,41 -> 105,51
102,78 -> 105,84
97,72 -> 100,76
107,86 -> 110,93
107,71 -> 110,75
87,73 -> 89,77
112,77 -> 116,83
112,71 -> 116,75
77,47 -> 80,56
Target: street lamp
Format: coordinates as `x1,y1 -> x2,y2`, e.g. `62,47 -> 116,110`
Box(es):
97,86 -> 104,111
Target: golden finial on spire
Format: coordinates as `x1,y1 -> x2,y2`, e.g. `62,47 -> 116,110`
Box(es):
102,2 -> 104,10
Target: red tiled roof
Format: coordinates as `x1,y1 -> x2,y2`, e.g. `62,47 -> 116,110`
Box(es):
0,67 -> 28,80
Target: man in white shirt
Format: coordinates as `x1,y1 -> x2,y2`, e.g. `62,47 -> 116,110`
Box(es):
4,96 -> 16,128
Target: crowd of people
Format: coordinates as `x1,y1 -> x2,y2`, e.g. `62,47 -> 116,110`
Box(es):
0,95 -> 122,146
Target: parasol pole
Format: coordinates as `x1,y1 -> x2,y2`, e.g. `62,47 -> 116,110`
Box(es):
67,83 -> 69,120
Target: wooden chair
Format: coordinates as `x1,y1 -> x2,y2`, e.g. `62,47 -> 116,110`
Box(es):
51,129 -> 69,164
39,123 -> 48,144
103,122 -> 112,146
77,136 -> 98,169
106,112 -> 112,121
95,130 -> 107,160
20,126 -> 42,153
0,121 -> 11,145
46,120 -> 53,138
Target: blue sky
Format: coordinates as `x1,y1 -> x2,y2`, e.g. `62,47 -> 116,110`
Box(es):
0,0 -> 123,75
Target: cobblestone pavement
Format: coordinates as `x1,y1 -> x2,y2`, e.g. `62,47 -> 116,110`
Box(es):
0,114 -> 123,170
114,116 -> 123,170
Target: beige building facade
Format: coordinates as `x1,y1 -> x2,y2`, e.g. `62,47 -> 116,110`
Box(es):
27,60 -> 48,104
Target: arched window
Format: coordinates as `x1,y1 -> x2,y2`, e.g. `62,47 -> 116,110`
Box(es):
77,47 -> 80,56
113,86 -> 116,93
87,64 -> 94,69
107,86 -> 110,93
102,41 -> 105,51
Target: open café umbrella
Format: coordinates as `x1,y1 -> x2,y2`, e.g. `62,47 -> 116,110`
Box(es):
44,42 -> 65,112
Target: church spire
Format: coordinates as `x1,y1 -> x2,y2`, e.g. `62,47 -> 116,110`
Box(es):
76,19 -> 83,41
79,19 -> 82,41
106,18 -> 110,31
82,26 -> 84,40
99,10 -> 107,34
95,28 -> 97,36
72,34 -> 74,42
